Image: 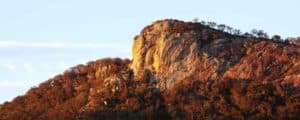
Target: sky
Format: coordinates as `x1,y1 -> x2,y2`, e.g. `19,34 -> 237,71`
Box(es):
0,0 -> 300,103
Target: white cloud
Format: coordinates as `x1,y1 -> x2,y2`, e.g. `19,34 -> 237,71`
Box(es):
23,63 -> 34,73
2,63 -> 17,71
0,41 -> 123,49
0,41 -> 65,48
0,80 -> 38,88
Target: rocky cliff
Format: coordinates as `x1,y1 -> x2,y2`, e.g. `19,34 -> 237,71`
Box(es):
0,19 -> 299,120
132,20 -> 300,88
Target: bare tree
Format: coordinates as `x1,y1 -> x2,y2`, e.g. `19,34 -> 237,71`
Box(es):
243,32 -> 254,38
217,24 -> 226,31
207,21 -> 217,28
271,35 -> 281,41
193,18 -> 199,23
233,29 -> 242,35
257,30 -> 269,39
200,20 -> 206,25
226,26 -> 233,34
195,20 -> 274,39
251,29 -> 258,37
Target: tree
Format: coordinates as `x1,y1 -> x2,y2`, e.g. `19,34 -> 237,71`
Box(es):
243,32 -> 254,38
207,21 -> 217,28
200,20 -> 206,25
257,30 -> 269,39
251,29 -> 269,38
193,18 -> 199,23
271,35 -> 281,41
217,24 -> 226,31
251,29 -> 258,37
226,26 -> 233,34
233,29 -> 242,35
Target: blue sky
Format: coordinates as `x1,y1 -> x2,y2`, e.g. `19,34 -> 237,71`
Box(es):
0,0 -> 299,103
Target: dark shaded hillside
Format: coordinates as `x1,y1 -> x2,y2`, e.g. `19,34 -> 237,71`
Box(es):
0,19 -> 299,120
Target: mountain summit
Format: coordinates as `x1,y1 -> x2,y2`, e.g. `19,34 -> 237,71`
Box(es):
1,19 -> 299,119
132,20 -> 299,88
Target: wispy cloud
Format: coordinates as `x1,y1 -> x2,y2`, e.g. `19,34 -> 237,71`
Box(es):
0,41 -> 124,49
2,63 -> 17,71
23,63 -> 34,73
0,41 -> 65,48
0,80 -> 38,88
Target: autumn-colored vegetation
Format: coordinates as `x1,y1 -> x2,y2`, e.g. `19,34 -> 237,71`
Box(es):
0,58 -> 299,119
0,19 -> 299,119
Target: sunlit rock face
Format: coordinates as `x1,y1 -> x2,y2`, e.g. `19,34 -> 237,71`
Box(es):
131,20 -> 204,88
131,20 -> 300,89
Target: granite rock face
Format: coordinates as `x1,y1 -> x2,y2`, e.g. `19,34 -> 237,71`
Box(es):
131,20 -> 300,89
132,20 -> 203,88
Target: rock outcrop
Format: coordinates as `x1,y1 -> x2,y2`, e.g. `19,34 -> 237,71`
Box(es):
131,20 -> 204,88
131,20 -> 299,89
0,19 -> 299,120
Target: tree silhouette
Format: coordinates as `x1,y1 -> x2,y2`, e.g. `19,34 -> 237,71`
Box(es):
251,29 -> 258,36
217,24 -> 226,31
225,26 -> 233,34
193,18 -> 199,23
257,30 -> 269,38
207,21 -> 217,28
200,20 -> 206,25
271,35 -> 281,41
193,20 -> 283,40
243,32 -> 254,38
233,29 -> 242,35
